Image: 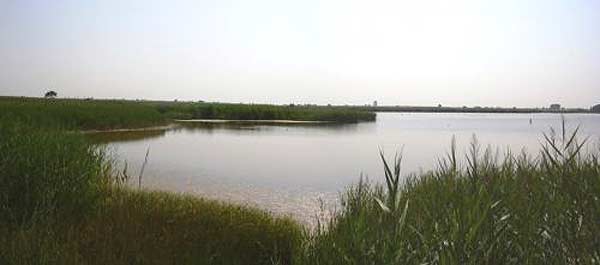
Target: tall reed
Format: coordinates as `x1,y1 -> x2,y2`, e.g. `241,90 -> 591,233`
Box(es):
299,125 -> 600,264
0,119 -> 111,224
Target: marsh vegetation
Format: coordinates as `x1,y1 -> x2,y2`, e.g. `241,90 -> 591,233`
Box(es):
1,98 -> 599,264
299,127 -> 600,264
0,97 -> 375,130
0,113 -> 302,265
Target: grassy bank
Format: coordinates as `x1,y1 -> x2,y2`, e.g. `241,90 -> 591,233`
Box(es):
2,96 -> 599,264
0,97 -> 376,128
298,128 -> 600,264
0,189 -> 302,265
0,118 -> 303,265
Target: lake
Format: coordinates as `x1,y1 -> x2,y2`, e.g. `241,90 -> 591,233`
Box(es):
92,112 -> 600,225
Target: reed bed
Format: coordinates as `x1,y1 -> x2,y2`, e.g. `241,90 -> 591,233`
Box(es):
298,124 -> 600,264
1,96 -> 598,264
0,116 -> 303,265
0,97 -> 376,129
183,103 -> 376,123
0,97 -> 166,130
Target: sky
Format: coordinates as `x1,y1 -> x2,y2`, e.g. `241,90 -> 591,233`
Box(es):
1,0 -> 599,108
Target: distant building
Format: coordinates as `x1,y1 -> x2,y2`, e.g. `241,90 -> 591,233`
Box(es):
373,100 -> 378,107
592,104 -> 600,113
550,104 -> 561,111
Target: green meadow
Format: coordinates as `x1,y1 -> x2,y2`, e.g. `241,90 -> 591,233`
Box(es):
1,97 -> 599,264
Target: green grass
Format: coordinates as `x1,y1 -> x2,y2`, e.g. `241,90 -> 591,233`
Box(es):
0,116 -> 303,265
173,103 -> 377,123
298,126 -> 600,264
0,97 -> 166,130
0,189 -> 303,265
0,119 -> 111,224
2,96 -> 599,264
0,97 -> 375,131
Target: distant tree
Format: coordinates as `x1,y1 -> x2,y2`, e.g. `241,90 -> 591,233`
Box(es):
591,104 -> 600,113
44,90 -> 57,98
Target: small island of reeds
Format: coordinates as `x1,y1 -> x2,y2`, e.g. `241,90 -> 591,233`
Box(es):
0,97 -> 376,131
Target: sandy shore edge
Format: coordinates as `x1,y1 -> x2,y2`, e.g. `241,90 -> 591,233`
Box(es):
174,119 -> 332,124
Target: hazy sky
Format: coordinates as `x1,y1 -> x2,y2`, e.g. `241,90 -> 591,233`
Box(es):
1,0 -> 599,107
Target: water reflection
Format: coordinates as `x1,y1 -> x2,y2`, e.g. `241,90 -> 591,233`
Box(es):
94,113 -> 600,225
87,129 -> 168,144
172,120 -> 365,135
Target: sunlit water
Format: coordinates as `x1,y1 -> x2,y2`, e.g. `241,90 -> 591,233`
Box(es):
92,113 -> 600,226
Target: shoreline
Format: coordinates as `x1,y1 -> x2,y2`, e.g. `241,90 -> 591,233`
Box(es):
81,124 -> 175,134
81,119 -> 335,134
174,119 -> 334,124
359,106 -> 595,114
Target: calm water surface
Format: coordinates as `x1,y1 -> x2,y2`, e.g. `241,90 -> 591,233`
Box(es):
94,113 -> 600,225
